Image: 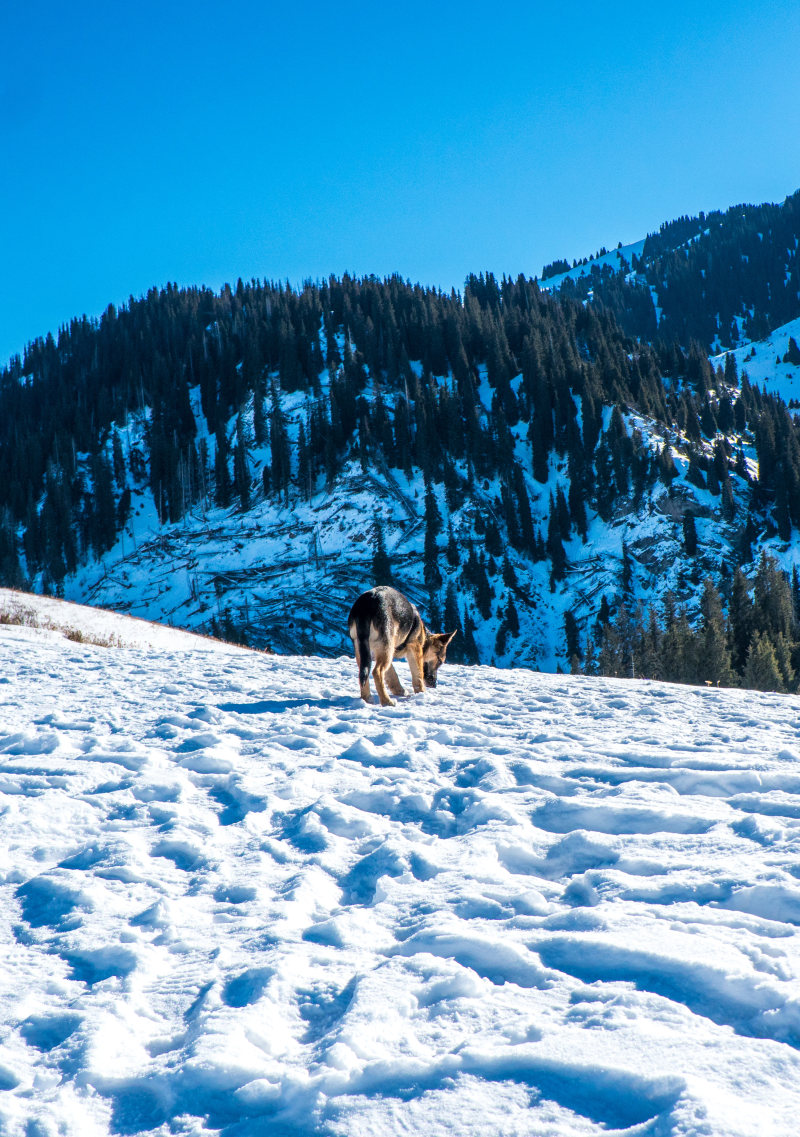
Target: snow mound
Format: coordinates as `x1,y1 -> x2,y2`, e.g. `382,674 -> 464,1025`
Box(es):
2,609 -> 800,1136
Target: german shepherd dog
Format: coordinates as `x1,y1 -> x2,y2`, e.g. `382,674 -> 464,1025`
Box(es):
348,586 -> 456,706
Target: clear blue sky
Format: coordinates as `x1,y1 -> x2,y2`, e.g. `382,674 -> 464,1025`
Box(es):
2,0 -> 800,365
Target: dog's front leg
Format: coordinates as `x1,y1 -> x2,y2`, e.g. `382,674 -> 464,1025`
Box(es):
407,648 -> 425,695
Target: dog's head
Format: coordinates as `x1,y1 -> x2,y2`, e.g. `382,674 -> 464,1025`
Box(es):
422,630 -> 457,687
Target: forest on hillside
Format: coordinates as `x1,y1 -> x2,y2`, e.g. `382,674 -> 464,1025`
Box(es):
557,189 -> 800,349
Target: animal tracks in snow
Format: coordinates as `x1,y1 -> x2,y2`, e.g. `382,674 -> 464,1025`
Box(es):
3,620 -> 800,1134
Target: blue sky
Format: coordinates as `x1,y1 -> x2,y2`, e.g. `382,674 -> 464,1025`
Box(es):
2,0 -> 800,365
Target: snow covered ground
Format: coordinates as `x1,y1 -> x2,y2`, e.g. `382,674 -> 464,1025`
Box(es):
3,596 -> 800,1136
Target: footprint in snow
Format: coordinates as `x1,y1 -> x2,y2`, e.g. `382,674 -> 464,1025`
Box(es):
20,1013 -> 81,1052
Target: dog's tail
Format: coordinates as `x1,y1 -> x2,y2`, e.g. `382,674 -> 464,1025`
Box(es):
350,617 -> 372,686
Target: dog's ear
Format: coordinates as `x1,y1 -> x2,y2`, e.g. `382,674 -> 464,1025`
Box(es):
443,630 -> 457,645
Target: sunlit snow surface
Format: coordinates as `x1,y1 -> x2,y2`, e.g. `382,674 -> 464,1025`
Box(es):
2,597 -> 800,1136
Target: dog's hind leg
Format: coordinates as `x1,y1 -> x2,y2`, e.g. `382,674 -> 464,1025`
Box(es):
372,650 -> 396,707
353,633 -> 372,703
385,665 -> 407,698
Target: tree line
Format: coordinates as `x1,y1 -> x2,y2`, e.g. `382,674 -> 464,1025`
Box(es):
581,554 -> 800,694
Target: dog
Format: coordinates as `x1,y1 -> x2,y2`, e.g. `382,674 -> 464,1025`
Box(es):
348,586 -> 456,706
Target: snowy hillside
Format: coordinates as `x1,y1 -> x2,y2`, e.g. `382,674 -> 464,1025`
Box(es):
2,597 -> 800,1136
54,362 -> 763,672
713,316 -> 800,409
536,240 -> 646,292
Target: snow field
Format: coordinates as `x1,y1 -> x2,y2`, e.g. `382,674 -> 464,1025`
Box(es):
2,605 -> 800,1135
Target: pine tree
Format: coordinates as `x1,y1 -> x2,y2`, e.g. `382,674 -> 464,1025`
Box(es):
546,508 -> 567,588
753,553 -> 795,641
729,568 -> 754,673
621,540 -> 634,599
773,633 -> 796,692
659,443 -> 678,485
214,425 -> 232,507
594,436 -> 616,522
372,520 -> 392,585
0,508 -> 24,588
472,555 -> 493,619
112,430 -> 126,487
742,631 -> 785,692
443,580 -> 468,663
297,420 -> 311,501
269,387 -> 292,504
513,467 -> 536,553
233,416 -> 251,510
784,337 -> 800,366
91,453 -> 117,553
244,361 -> 262,436
462,610 -> 480,664
697,579 -> 734,686
660,601 -> 696,684
555,485 -> 571,541
423,481 -> 443,592
564,610 -> 581,662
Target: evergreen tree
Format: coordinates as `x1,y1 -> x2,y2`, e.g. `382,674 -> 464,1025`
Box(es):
214,425 -> 232,507
472,554 -> 493,619
621,540 -> 634,600
0,509 -> 24,588
269,387 -> 292,504
372,520 -> 392,585
697,578 -> 734,685
546,508 -> 567,588
594,436 -> 616,522
742,631 -> 785,692
252,381 -> 267,445
423,481 -> 443,593
555,485 -> 571,541
443,580 -> 469,664
233,416 -> 251,510
783,336 -> 800,365
91,453 -> 117,554
461,610 -> 480,664
112,430 -> 126,487
729,568 -> 754,672
660,601 -> 696,684
564,610 -> 581,662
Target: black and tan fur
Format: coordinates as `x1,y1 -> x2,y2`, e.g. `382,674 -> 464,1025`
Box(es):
348,586 -> 456,706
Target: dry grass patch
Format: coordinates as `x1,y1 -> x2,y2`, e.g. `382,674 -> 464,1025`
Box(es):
0,597 -> 122,648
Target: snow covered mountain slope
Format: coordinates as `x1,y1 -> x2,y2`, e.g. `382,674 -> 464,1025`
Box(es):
713,315 -> 800,408
537,240 -> 646,292
53,366 -> 762,672
2,599 -> 800,1136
